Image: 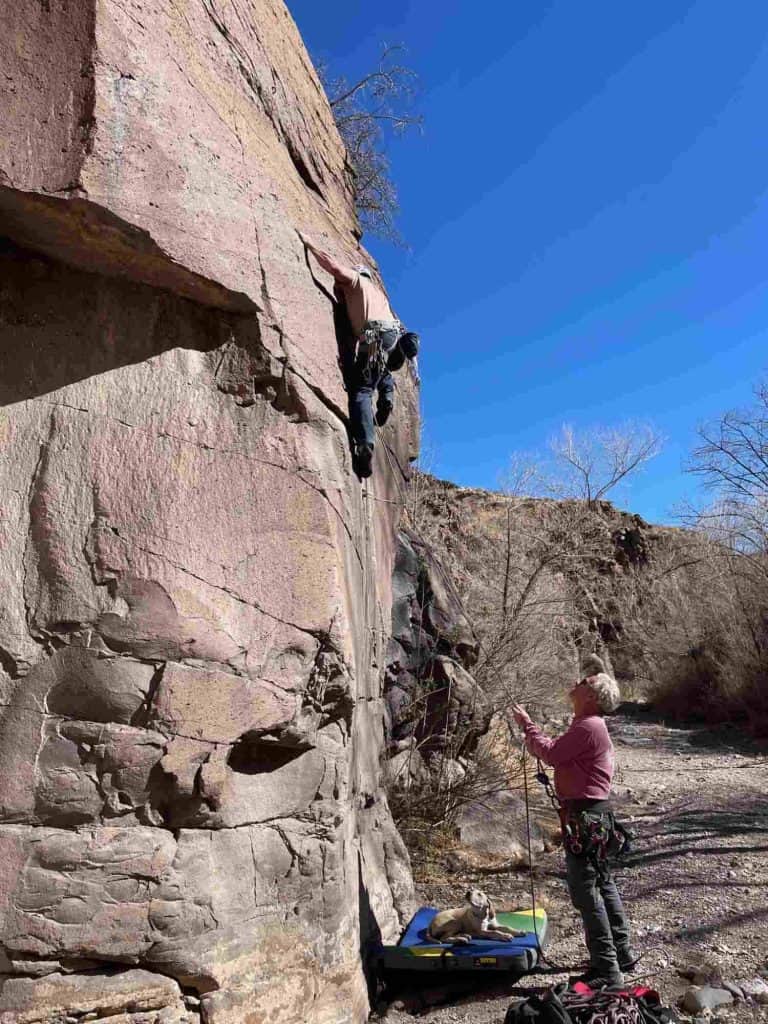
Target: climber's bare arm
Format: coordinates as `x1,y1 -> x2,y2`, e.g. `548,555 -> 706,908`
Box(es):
299,232 -> 356,285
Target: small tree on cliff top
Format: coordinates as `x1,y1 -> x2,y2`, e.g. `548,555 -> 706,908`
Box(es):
546,422 -> 663,506
319,44 -> 422,243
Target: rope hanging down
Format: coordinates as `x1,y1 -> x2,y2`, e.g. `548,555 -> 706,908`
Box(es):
521,745 -> 551,965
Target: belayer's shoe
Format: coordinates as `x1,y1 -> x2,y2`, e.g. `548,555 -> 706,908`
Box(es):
617,949 -> 642,973
569,967 -> 624,989
354,443 -> 373,479
375,399 -> 393,427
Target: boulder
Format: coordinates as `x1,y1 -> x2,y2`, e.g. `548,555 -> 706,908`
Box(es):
389,530 -> 478,670
0,969 -> 188,1024
385,747 -> 429,791
734,977 -> 768,1004
454,791 -> 542,868
426,754 -> 466,788
415,656 -> 488,755
680,987 -> 734,1014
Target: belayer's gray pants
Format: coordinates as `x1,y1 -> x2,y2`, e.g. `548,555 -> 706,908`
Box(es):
565,851 -> 631,974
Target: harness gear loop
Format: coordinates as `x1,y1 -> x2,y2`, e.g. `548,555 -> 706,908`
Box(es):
530,759 -> 631,881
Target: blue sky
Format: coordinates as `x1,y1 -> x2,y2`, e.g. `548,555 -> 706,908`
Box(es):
287,1 -> 768,522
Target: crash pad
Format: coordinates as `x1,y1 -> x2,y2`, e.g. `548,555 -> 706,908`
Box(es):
377,906 -> 549,973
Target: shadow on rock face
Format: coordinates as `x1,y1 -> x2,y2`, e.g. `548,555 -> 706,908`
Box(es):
227,734 -> 309,774
0,237 -> 256,407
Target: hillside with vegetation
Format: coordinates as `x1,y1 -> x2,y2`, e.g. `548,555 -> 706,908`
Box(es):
404,466 -> 768,733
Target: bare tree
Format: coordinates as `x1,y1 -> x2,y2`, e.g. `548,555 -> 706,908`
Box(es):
547,423 -> 663,506
687,382 -> 768,557
318,44 -> 422,242
636,382 -> 768,728
496,453 -> 538,625
475,496 -> 616,707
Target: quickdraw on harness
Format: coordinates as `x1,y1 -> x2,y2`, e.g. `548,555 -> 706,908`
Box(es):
359,326 -> 386,379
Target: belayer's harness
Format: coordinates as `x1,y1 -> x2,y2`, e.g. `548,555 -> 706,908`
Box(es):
533,759 -> 633,878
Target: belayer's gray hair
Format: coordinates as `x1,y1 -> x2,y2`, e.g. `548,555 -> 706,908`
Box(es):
587,672 -> 621,714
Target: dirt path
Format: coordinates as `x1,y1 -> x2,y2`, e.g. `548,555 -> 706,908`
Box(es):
380,707 -> 768,1022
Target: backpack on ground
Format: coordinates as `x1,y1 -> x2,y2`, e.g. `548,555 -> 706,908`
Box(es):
504,983 -> 680,1024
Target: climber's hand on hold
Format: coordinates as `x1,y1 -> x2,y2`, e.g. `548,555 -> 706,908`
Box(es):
301,238 -> 355,286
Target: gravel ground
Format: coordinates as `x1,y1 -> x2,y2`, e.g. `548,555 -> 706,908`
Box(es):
377,707 -> 768,1022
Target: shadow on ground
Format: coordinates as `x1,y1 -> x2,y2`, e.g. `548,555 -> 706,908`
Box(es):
376,970 -> 573,1017
614,703 -> 768,757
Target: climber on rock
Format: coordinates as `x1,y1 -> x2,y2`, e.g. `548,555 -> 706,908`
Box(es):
299,231 -> 419,479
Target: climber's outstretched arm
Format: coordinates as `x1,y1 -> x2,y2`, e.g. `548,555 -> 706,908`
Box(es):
299,232 -> 356,286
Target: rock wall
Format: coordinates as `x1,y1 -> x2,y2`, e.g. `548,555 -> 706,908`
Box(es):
386,529 -> 486,774
384,530 -> 543,873
0,3 -> 418,1022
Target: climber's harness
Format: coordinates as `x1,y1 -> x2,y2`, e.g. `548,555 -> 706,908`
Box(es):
357,319 -> 401,380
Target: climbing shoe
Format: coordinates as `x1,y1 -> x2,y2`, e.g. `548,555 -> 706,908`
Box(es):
354,444 -> 373,479
375,399 -> 393,427
569,967 -> 624,989
617,949 -> 642,972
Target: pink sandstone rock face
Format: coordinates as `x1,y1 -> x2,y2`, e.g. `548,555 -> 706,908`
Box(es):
0,2 -> 418,1021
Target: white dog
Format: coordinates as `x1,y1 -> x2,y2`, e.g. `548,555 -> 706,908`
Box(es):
426,888 -> 526,945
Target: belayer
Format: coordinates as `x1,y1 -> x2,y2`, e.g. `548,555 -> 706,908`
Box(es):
300,232 -> 419,478
512,657 -> 639,989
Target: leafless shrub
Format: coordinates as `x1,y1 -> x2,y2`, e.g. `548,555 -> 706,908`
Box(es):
686,381 -> 768,560
318,44 -> 422,242
640,536 -> 768,728
403,436 -> 439,535
631,383 -> 768,729
386,728 -> 529,880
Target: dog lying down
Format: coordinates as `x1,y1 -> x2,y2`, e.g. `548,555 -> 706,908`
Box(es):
426,888 -> 527,945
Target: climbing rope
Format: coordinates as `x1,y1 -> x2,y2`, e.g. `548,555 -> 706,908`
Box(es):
521,745 -> 548,962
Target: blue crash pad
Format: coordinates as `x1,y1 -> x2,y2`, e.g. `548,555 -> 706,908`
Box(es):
378,905 -> 549,973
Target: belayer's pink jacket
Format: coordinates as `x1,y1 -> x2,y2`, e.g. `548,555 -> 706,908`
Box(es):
522,714 -> 614,801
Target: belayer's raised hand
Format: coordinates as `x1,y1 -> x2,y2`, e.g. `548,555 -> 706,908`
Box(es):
511,703 -> 531,729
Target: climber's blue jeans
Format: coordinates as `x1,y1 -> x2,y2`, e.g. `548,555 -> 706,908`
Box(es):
566,851 -> 631,974
352,370 -> 393,446
349,326 -> 399,449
